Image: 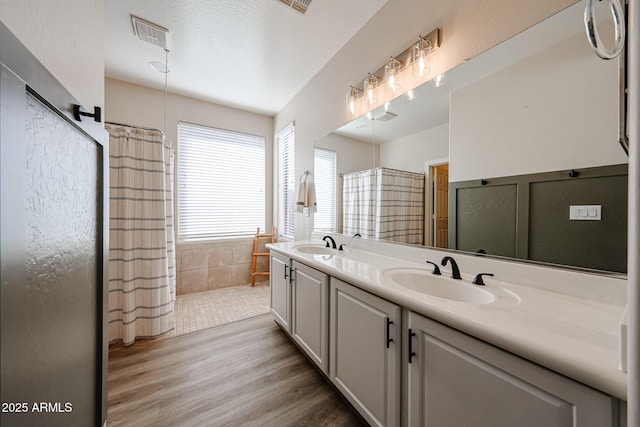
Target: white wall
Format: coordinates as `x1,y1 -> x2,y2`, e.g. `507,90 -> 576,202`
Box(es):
380,123 -> 449,173
449,30 -> 627,182
315,133 -> 379,174
274,0 -> 579,239
105,77 -> 275,230
0,0 -> 104,109
315,132 -> 379,232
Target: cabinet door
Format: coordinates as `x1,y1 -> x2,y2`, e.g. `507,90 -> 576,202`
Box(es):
407,311 -> 614,427
291,261 -> 328,373
330,278 -> 401,427
270,252 -> 291,332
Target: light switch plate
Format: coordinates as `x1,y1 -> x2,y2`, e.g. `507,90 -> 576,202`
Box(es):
569,205 -> 601,220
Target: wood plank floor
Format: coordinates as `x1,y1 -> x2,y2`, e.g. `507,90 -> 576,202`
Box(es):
108,314 -> 367,426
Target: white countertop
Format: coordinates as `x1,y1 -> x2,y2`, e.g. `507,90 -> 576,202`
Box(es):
267,240 -> 627,400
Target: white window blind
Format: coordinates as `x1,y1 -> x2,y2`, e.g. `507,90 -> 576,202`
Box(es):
276,123 -> 296,239
314,148 -> 337,232
178,122 -> 265,239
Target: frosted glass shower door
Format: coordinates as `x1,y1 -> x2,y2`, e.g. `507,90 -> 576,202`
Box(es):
0,64 -> 106,426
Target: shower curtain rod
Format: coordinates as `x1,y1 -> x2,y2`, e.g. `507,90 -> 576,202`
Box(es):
339,166 -> 426,177
105,121 -> 164,135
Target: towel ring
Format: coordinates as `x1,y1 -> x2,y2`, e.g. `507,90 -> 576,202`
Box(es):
584,0 -> 625,60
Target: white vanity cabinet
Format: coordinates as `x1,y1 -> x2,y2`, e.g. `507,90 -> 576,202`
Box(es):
330,278 -> 401,427
291,260 -> 329,373
270,252 -> 291,332
406,311 -> 616,427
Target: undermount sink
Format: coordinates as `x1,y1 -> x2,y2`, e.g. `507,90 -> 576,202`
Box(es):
382,268 -> 496,304
293,244 -> 336,255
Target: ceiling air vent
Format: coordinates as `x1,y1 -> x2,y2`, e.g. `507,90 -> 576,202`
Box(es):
131,15 -> 169,50
277,0 -> 312,14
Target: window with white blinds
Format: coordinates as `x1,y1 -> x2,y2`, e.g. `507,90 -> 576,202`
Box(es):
276,123 -> 296,239
314,148 -> 337,232
178,122 -> 265,240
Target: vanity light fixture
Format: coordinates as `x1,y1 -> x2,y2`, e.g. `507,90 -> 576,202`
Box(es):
364,73 -> 380,106
346,86 -> 362,115
384,57 -> 402,92
344,28 -> 440,115
412,36 -> 432,78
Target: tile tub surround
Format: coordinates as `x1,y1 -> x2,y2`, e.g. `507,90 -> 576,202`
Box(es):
269,238 -> 628,400
177,238 -> 269,295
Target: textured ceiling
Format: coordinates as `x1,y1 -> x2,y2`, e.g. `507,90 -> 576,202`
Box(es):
105,0 -> 388,116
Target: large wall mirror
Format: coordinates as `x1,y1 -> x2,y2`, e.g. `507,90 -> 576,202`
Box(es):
314,2 -> 628,274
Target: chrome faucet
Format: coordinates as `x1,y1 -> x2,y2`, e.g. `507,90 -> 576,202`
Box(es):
323,235 -> 337,249
441,256 -> 462,280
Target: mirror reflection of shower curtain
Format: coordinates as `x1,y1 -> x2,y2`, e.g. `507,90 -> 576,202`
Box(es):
106,124 -> 176,345
343,167 -> 424,244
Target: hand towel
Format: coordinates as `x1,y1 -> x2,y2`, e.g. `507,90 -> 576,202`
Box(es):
296,172 -> 317,212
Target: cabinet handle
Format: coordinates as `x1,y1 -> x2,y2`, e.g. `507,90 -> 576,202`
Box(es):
386,318 -> 394,348
284,264 -> 289,280
289,268 -> 295,284
408,329 -> 417,363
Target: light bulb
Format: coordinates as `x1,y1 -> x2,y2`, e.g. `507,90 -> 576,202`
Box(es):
412,37 -> 432,78
406,89 -> 416,101
346,86 -> 362,115
363,74 -> 379,106
384,58 -> 402,93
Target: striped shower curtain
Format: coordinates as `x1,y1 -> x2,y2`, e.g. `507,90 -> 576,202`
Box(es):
106,124 -> 176,345
343,167 -> 425,244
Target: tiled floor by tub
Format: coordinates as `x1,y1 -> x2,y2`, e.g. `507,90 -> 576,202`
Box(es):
168,283 -> 271,337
